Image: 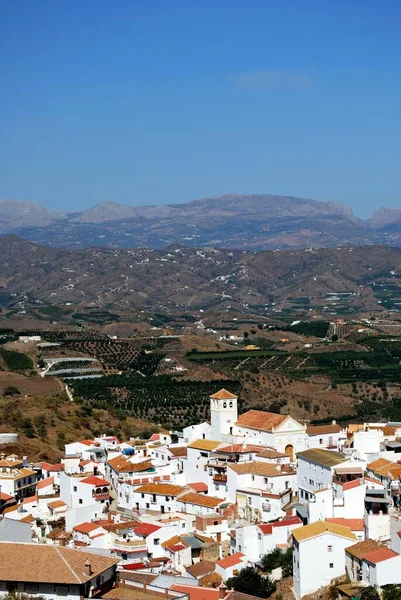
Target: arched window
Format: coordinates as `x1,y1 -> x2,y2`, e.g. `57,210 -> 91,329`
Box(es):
229,401 -> 233,408
223,402 -> 227,408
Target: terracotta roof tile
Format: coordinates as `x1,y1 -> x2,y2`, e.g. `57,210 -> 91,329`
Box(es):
236,410 -> 288,432
187,439 -> 221,451
364,548 -> 399,564
306,424 -> 343,436
178,492 -> 223,508
134,523 -> 161,536
0,542 -> 118,584
228,461 -> 295,477
37,477 -> 54,490
48,499 -> 67,510
293,521 -> 356,543
73,522 -> 101,535
345,539 -> 382,560
326,518 -> 364,531
216,552 -> 245,568
210,389 -> 237,400
188,482 -> 209,493
79,475 -> 109,486
108,456 -> 153,473
134,482 -> 186,496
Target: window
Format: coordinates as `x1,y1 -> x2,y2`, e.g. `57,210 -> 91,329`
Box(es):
238,545 -> 242,552
79,499 -> 83,504
152,494 -> 156,502
319,438 -> 323,445
154,538 -> 160,545
258,533 -> 262,540
251,475 -> 255,481
141,493 -> 145,499
285,481 -> 289,490
223,402 -> 227,408
309,479 -> 314,485
73,486 -> 77,492
229,402 -> 233,408
248,497 -> 252,505
328,545 -> 333,552
264,478 -> 268,484
300,490 -> 304,498
329,563 -> 334,569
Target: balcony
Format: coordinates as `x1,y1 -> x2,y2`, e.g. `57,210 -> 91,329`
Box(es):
92,487 -> 110,500
213,473 -> 227,483
262,502 -> 271,512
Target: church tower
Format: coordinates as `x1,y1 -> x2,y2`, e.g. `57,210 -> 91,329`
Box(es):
210,389 -> 238,440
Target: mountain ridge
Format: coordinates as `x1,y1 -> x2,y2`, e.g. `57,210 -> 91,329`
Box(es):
1,194 -> 401,250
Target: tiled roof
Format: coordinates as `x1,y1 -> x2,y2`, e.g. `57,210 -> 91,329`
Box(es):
80,475 -> 110,486
22,495 -> 37,505
134,482 -> 186,496
37,477 -> 54,490
73,522 -> 101,534
217,443 -> 262,454
296,449 -> 345,467
108,456 -> 153,473
364,548 -> 399,564
0,491 -> 13,501
134,523 -> 161,536
79,439 -> 100,447
236,410 -> 288,431
161,535 -> 189,550
306,424 -> 343,436
168,446 -> 188,457
185,560 -> 216,579
292,521 -> 356,543
258,524 -> 273,535
14,468 -> 36,481
210,389 -> 237,400
256,448 -> 289,459
187,439 -> 221,451
345,539 -> 382,560
188,482 -> 209,492
39,461 -> 63,472
0,542 -> 118,584
326,518 -> 364,531
342,479 -> 364,491
178,492 -> 223,508
228,461 -> 295,477
216,552 -> 245,568
48,499 -> 67,510
101,520 -> 139,533
273,516 -> 302,528
171,584 -> 220,600
367,458 -> 401,480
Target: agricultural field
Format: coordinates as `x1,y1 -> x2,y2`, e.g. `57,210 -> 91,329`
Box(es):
0,372 -> 63,397
68,375 -> 242,429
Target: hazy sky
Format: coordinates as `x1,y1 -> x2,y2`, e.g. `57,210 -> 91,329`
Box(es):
1,1 -> 400,217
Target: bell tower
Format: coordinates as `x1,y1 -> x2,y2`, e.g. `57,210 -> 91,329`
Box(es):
210,389 -> 238,440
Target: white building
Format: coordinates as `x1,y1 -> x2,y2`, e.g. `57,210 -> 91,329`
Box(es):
306,423 -> 346,450
293,521 -> 356,600
60,473 -> 110,509
210,389 -> 239,441
227,461 -> 296,522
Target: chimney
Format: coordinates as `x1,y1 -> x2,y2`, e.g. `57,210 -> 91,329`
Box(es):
59,536 -> 66,547
219,583 -> 228,599
332,420 -> 337,425
84,560 -> 93,578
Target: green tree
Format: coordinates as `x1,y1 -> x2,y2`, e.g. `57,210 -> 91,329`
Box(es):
3,386 -> 21,396
57,430 -> 66,450
260,547 -> 283,572
360,587 -> 381,600
382,586 -> 401,600
226,567 -> 276,598
282,546 -> 293,577
20,417 -> 35,438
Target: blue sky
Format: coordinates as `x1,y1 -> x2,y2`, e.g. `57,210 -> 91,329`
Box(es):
1,0 -> 400,217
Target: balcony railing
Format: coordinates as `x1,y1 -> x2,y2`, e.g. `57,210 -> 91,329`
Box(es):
213,474 -> 227,483
92,491 -> 110,500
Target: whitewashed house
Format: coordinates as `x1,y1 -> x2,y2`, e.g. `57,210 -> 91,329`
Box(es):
293,521 -> 356,600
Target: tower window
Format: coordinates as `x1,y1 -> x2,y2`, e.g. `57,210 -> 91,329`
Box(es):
223,402 -> 227,408
229,402 -> 233,408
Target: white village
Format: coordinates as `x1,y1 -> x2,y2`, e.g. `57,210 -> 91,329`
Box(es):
0,389 -> 401,600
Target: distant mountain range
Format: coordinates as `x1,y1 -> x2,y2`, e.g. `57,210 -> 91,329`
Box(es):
1,235 -> 401,317
1,194 -> 401,250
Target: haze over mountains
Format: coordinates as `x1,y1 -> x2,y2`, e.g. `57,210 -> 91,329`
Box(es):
1,194 -> 401,250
